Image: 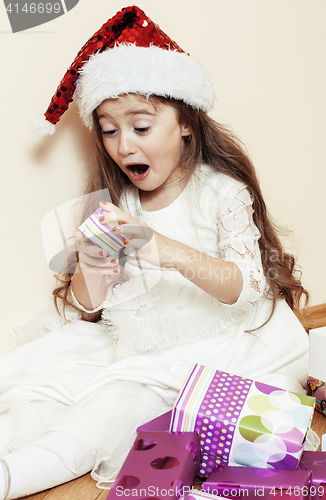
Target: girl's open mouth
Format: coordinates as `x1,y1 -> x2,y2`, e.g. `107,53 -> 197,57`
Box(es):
127,164 -> 150,181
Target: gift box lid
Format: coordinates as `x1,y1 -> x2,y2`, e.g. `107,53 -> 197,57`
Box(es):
202,465 -> 312,489
300,451 -> 326,489
202,466 -> 312,497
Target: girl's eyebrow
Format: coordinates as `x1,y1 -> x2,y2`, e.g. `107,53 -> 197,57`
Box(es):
97,112 -> 111,120
127,109 -> 156,116
97,109 -> 155,120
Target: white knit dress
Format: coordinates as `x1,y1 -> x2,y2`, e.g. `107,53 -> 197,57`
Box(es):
0,164 -> 309,486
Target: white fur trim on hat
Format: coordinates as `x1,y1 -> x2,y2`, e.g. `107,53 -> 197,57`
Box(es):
31,114 -> 56,136
75,44 -> 215,129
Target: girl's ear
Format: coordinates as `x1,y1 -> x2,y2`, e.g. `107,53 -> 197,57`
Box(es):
180,123 -> 192,138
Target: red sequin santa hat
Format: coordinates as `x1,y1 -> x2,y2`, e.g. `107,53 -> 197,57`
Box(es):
32,6 -> 215,136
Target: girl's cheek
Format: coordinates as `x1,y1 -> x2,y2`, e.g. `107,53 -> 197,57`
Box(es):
102,142 -> 114,157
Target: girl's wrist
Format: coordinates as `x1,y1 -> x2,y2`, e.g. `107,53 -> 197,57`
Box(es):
159,237 -> 183,269
71,263 -> 108,311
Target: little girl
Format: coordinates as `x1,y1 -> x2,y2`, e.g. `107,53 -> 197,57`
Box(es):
0,6 -> 309,499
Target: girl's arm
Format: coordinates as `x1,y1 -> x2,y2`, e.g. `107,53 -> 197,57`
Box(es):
159,240 -> 243,305
71,262 -> 107,312
100,188 -> 266,309
70,234 -> 121,311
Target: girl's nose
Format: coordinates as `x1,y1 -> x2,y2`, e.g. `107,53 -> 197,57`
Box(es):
118,132 -> 137,156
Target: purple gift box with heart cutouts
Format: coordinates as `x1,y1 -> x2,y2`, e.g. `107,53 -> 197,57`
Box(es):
170,364 -> 315,478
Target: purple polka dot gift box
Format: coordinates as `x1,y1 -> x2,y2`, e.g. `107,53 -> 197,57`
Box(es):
169,364 -> 315,478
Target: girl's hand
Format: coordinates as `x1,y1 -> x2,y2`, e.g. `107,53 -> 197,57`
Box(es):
99,201 -> 173,268
97,202 -> 243,304
75,230 -> 122,278
72,231 -> 123,311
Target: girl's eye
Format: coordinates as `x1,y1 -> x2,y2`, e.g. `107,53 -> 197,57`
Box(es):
135,127 -> 150,134
101,129 -> 116,135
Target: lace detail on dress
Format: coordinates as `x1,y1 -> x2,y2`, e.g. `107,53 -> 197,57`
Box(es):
249,270 -> 262,294
221,204 -> 253,236
220,242 -> 255,261
217,186 -> 267,310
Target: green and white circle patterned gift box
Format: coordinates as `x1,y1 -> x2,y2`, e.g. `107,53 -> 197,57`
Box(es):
170,364 -> 315,478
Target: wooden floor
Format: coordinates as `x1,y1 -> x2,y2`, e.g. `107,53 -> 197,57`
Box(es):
18,411 -> 326,500
18,302 -> 326,500
296,302 -> 326,332
19,473 -> 109,500
18,471 -> 203,500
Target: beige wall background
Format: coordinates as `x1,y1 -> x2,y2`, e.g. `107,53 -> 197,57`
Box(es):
1,0 -> 325,354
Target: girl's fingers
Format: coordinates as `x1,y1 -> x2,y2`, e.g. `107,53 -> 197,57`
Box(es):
80,263 -> 121,276
123,238 -> 149,251
80,251 -> 119,267
98,202 -> 137,227
79,240 -> 121,265
79,252 -> 121,276
80,240 -> 107,258
114,225 -> 153,244
97,204 -> 153,247
75,230 -> 89,241
99,212 -> 131,226
99,201 -> 123,222
99,201 -> 120,212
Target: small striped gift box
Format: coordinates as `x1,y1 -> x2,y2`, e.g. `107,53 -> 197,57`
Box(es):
79,208 -> 130,256
170,364 -> 315,478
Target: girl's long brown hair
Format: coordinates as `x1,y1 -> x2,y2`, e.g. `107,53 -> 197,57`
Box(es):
53,95 -> 308,322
